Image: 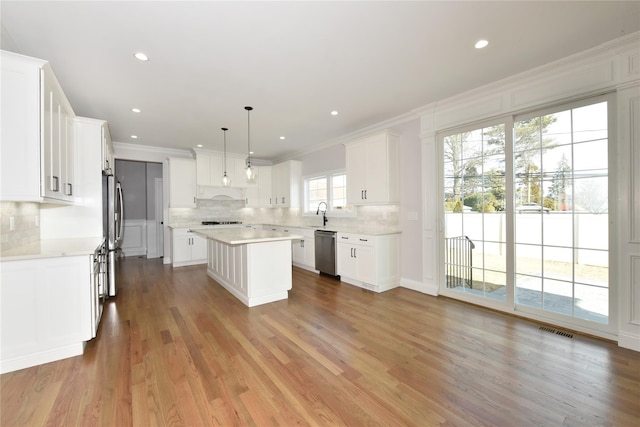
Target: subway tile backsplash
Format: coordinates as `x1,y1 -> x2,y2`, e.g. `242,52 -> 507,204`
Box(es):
0,202 -> 40,251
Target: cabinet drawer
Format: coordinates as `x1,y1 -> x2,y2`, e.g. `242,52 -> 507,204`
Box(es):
337,233 -> 374,247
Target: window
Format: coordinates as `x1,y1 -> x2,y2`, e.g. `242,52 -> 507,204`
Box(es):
304,171 -> 352,215
440,95 -> 611,333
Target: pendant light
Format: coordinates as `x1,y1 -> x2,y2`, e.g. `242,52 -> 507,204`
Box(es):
221,127 -> 231,187
244,106 -> 256,183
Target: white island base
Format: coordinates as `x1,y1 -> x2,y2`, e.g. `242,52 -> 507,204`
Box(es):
206,239 -> 294,307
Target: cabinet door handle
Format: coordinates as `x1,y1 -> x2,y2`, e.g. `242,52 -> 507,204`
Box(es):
364,190 -> 367,199
65,183 -> 73,196
51,176 -> 59,192
359,238 -> 368,242
301,240 -> 304,248
354,248 -> 357,258
193,197 -> 196,204
282,197 -> 285,204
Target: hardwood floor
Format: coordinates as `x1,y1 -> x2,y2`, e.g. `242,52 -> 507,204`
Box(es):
1,257 -> 639,426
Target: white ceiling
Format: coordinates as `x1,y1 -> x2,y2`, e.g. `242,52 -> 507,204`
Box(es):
2,1 -> 639,161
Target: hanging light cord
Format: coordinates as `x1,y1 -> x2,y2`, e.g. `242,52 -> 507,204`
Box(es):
222,127 -> 228,174
245,106 -> 253,168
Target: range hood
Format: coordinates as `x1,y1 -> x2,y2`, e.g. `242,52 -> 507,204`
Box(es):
197,185 -> 244,200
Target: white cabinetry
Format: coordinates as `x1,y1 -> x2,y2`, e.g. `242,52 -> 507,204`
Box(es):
244,166 -> 272,208
206,238 -> 293,307
196,151 -> 224,187
40,117 -> 110,239
337,232 -> 400,292
42,67 -> 76,202
168,157 -> 197,208
0,253 -> 94,374
101,124 -> 114,173
345,132 -> 398,205
291,228 -> 316,271
0,50 -> 75,203
172,228 -> 207,267
195,150 -> 249,189
271,160 -> 301,207
232,157 -> 249,187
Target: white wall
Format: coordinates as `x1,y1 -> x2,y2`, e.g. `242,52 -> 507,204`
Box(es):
397,120 -> 423,287
298,144 -> 345,176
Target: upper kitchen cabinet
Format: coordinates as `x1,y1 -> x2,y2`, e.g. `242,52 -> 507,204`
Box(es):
271,160 -> 301,208
195,149 -> 248,189
345,132 -> 399,205
168,157 -> 197,208
1,50 -> 76,204
101,124 -> 114,174
244,165 -> 272,208
195,150 -> 223,187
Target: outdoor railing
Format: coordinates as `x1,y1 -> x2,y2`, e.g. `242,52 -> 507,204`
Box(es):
445,236 -> 475,288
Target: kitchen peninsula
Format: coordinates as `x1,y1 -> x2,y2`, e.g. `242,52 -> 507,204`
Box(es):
191,228 -> 302,307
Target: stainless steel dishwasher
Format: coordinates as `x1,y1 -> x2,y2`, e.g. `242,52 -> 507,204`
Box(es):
314,230 -> 338,277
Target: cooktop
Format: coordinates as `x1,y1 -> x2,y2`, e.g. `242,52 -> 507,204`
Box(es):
201,221 -> 243,225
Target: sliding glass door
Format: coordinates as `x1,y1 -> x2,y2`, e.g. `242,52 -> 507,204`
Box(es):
441,95 -> 612,333
443,124 -> 507,302
514,100 -> 610,325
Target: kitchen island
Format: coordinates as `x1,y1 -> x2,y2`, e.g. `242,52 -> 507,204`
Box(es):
191,228 -> 302,307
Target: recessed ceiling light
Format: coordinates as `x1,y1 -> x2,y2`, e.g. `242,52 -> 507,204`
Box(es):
131,135 -> 138,139
475,39 -> 489,49
134,52 -> 149,61
249,151 -> 254,155
131,108 -> 141,113
197,144 -> 203,148
331,110 -> 339,116
280,136 -> 286,140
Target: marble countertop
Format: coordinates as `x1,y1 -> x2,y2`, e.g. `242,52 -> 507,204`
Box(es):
170,222 -> 401,236
0,237 -> 105,262
190,228 -> 303,245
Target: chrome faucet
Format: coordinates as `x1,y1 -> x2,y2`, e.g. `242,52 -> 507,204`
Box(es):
316,202 -> 328,227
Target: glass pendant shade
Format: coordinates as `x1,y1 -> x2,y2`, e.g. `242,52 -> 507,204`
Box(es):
245,106 -> 257,184
221,172 -> 231,187
221,127 -> 231,187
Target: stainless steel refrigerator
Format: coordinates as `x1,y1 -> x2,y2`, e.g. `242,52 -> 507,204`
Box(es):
102,173 -> 124,297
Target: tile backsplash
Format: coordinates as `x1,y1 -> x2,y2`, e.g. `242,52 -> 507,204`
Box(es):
0,202 -> 40,251
169,199 -> 399,230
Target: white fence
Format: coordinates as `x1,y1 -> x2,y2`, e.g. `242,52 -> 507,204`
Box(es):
445,213 -> 608,267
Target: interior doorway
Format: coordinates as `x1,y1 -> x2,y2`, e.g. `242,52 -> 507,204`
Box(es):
115,159 -> 163,258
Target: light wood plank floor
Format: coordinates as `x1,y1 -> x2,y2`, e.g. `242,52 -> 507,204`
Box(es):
1,257 -> 639,426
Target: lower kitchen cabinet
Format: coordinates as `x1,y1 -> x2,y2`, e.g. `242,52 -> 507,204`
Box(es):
337,232 -> 400,292
0,254 -> 94,374
291,228 -> 315,271
172,228 -> 207,267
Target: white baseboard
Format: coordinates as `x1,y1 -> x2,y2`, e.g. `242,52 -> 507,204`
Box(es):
400,277 -> 439,296
618,331 -> 640,352
0,342 -> 85,374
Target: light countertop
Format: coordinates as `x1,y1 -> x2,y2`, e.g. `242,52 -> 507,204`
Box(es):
191,228 -> 303,245
0,237 -> 104,262
170,222 -> 401,236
